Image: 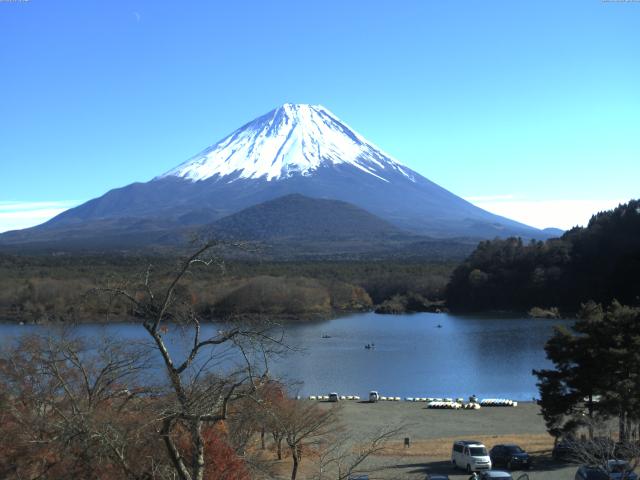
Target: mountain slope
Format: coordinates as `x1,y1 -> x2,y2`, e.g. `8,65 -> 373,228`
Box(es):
199,194 -> 477,260
207,194 -> 404,241
0,103 -> 553,251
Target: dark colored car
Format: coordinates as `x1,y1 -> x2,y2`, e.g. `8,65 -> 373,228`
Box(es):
553,439 -> 576,461
575,462 -> 639,480
425,475 -> 450,480
605,459 -> 639,480
490,444 -> 531,470
478,471 -> 514,479
555,437 -> 619,462
575,466 -> 611,480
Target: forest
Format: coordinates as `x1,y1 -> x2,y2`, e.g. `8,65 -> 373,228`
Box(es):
0,253 -> 454,323
446,199 -> 640,313
2,199 -> 639,323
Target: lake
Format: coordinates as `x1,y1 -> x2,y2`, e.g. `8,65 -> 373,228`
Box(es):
0,312 -> 569,401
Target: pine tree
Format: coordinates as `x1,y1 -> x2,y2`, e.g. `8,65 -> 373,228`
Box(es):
535,301 -> 640,441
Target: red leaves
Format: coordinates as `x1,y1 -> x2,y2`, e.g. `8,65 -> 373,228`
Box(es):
202,426 -> 250,480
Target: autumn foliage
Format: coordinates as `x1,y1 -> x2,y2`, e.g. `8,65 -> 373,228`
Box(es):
0,334 -> 253,480
202,426 -> 250,480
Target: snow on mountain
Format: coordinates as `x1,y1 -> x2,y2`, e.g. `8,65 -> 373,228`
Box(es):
0,102 -> 554,251
158,103 -> 416,183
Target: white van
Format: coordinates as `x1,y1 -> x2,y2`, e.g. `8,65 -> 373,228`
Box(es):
451,440 -> 492,472
328,392 -> 339,402
369,391 -> 379,403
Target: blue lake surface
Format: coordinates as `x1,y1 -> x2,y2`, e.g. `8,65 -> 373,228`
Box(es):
0,312 -> 569,400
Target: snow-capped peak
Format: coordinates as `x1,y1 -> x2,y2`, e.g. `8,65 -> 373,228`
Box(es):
158,103 -> 416,183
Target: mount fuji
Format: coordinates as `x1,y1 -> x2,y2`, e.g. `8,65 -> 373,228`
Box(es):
1,103 -> 551,252
160,103 -> 416,184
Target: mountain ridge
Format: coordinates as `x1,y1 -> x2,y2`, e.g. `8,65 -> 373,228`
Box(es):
0,103 -> 555,252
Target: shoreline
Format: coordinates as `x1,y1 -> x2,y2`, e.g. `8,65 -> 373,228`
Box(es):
0,306 -> 565,326
0,309 -> 366,326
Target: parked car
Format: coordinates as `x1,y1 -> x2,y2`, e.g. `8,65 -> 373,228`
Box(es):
490,444 -> 531,470
553,439 -> 576,461
577,460 -> 640,480
452,440 -> 492,472
425,475 -> 449,480
555,437 -> 620,462
478,471 -> 514,479
575,466 -> 611,480
604,459 -> 639,480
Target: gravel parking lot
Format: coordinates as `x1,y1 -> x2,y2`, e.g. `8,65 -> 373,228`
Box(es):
317,400 -> 588,479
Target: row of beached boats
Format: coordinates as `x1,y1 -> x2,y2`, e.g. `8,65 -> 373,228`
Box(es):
306,393 -> 518,408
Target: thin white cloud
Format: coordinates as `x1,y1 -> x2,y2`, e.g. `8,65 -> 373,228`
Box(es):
0,201 -> 77,212
0,201 -> 78,233
465,196 -> 627,230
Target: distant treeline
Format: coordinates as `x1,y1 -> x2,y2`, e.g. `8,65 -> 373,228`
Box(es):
7,201 -> 636,323
0,254 -> 454,323
446,199 -> 640,313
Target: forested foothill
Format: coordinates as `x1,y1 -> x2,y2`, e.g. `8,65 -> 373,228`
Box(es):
446,199 -> 640,314
2,200 -> 639,323
0,253 -> 454,324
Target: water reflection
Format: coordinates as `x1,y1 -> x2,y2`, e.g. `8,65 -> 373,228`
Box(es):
0,312 -> 569,400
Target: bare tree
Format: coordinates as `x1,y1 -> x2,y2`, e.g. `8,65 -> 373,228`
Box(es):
258,383 -> 288,460
260,397 -> 339,480
311,425 -> 404,480
0,332 -> 158,480
96,242 -> 285,480
561,419 -> 640,480
223,382 -> 289,479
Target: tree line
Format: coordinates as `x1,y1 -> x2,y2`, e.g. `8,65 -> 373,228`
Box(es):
0,254 -> 453,323
446,199 -> 640,313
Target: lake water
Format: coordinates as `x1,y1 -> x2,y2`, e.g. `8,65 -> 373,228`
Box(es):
0,312 -> 569,401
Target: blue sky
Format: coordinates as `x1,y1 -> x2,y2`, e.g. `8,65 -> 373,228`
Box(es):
1,0 -> 638,232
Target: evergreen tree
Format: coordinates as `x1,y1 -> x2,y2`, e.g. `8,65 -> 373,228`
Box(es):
446,199 -> 640,312
535,301 -> 640,440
